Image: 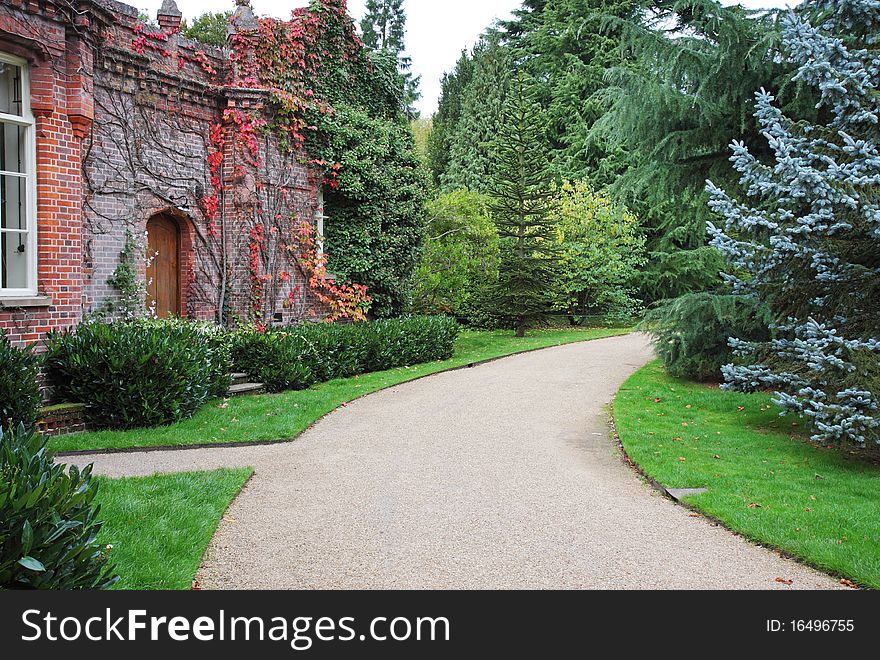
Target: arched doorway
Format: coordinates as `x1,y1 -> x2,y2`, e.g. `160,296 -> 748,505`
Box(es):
146,214 -> 181,318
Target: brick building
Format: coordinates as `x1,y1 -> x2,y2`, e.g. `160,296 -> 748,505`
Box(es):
0,0 -> 325,346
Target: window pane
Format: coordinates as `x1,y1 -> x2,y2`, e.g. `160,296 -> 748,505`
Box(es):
0,173 -> 26,231
0,62 -> 23,117
0,122 -> 26,173
1,230 -> 28,289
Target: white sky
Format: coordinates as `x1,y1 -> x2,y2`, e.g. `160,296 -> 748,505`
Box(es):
135,0 -> 795,116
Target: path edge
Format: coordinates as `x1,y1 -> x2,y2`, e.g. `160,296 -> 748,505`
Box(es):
607,368 -> 863,591
57,331 -> 632,458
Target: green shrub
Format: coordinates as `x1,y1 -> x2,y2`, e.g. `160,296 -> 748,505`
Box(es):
640,293 -> 771,382
0,331 -> 42,432
234,316 -> 460,393
371,315 -> 459,370
45,320 -> 231,430
0,424 -> 117,589
233,331 -> 317,394
414,189 -> 499,317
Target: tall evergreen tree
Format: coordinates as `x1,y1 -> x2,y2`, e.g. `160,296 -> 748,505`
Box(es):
707,0 -> 880,446
427,50 -> 474,187
442,33 -> 512,193
515,0 -> 636,183
360,0 -> 421,117
488,73 -> 562,338
598,0 -> 813,302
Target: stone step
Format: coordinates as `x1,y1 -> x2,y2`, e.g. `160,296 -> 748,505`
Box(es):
228,382 -> 266,397
231,372 -> 250,386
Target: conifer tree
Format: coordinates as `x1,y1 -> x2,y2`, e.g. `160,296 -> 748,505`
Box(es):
599,0 -> 810,301
360,0 -> 421,117
488,72 -> 562,338
427,50 -> 474,186
707,0 -> 880,446
442,33 -> 512,193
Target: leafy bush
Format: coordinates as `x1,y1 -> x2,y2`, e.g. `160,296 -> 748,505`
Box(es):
45,320 -> 231,430
640,293 -> 771,382
371,315 -> 459,370
234,316 -> 460,393
414,189 -> 499,317
233,331 -> 317,394
0,424 -> 117,589
0,331 -> 42,432
552,181 -> 646,322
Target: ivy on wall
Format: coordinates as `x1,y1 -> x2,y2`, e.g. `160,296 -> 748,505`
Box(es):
245,0 -> 426,318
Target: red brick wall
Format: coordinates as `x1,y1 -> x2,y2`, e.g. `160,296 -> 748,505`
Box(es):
0,4 -> 88,347
0,0 -> 323,346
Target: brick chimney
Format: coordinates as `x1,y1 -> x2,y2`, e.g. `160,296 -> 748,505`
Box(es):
157,0 -> 183,33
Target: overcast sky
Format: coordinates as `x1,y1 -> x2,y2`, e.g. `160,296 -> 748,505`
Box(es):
136,0 -> 795,116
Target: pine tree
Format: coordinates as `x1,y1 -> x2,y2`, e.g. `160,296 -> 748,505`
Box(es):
707,0 -> 880,446
427,50 -> 474,186
599,0 -> 813,302
360,0 -> 421,117
511,0 -> 637,183
488,72 -> 562,338
442,33 -> 512,193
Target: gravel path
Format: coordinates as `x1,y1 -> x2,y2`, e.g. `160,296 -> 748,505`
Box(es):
67,334 -> 841,590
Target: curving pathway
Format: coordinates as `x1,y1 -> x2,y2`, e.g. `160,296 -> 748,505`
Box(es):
67,334 -> 840,589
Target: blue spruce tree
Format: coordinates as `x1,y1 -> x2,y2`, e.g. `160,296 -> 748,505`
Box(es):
707,0 -> 880,446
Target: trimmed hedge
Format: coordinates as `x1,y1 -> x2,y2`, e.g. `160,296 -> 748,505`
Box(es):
0,423 -> 117,589
45,320 -> 232,430
0,331 -> 42,432
235,315 -> 460,394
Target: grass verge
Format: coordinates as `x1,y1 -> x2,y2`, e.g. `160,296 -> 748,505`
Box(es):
614,361 -> 880,589
51,327 -> 629,453
95,468 -> 253,590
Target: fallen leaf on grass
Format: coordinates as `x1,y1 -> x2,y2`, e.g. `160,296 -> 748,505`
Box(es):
805,507 -> 813,512
654,398 -> 662,403
677,457 -> 687,462
217,400 -> 230,409
775,577 -> 793,586
747,502 -> 762,509
737,407 -> 746,413
810,495 -> 816,501
713,455 -> 721,459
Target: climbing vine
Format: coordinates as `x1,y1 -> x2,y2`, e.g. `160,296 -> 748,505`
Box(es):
243,0 -> 426,318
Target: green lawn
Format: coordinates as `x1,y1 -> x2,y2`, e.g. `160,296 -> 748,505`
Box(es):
51,327 -> 629,453
614,361 -> 880,589
95,469 -> 253,590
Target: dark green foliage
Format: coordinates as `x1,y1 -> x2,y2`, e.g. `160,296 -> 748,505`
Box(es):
598,0 -> 814,301
426,51 -> 474,186
488,73 -> 562,338
359,0 -> 421,117
316,106 -> 428,318
508,0 -> 636,183
233,316 -> 459,393
640,293 -> 771,382
233,331 -> 316,394
183,11 -> 231,47
0,331 -> 42,432
0,424 -> 117,590
441,34 -> 512,193
369,315 -> 459,369
45,320 -> 232,430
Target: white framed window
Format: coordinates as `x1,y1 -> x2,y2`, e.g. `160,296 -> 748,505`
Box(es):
314,187 -> 327,255
0,53 -> 37,296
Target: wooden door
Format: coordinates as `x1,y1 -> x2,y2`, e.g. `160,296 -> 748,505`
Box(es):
146,215 -> 180,318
